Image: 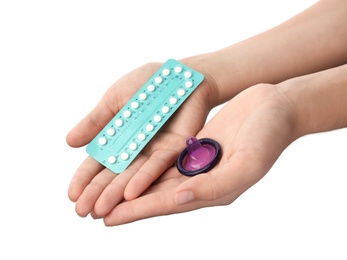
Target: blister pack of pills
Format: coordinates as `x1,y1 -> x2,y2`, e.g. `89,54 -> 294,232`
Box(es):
86,59 -> 204,173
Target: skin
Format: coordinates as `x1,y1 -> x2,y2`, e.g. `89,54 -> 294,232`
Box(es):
67,0 -> 347,225
104,63 -> 347,226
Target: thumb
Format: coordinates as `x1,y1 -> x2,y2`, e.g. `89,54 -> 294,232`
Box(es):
66,95 -> 117,148
174,157 -> 265,206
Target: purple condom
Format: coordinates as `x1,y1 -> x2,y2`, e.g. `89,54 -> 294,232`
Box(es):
176,137 -> 221,176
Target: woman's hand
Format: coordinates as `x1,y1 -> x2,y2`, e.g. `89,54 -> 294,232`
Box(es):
66,60 -> 218,218
102,83 -> 297,225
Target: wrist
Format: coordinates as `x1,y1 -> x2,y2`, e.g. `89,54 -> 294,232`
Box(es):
181,49 -> 261,108
276,64 -> 347,138
180,54 -> 223,108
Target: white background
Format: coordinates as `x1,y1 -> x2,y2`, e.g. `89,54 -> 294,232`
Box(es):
1,0 -> 346,259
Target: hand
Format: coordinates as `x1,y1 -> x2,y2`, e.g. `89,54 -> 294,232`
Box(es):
67,60 -> 218,218
102,84 -> 297,225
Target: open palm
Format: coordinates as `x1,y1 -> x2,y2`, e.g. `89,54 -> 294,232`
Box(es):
101,84 -> 297,226
67,61 -> 216,218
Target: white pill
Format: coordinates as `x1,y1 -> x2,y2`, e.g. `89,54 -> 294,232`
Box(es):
131,101 -> 139,109
184,71 -> 192,78
115,119 -> 123,127
185,81 -> 193,88
139,93 -> 147,100
174,66 -> 182,73
123,110 -> 131,118
162,106 -> 170,114
147,84 -> 155,92
155,76 -> 163,84
169,97 -> 177,105
162,68 -> 170,76
177,89 -> 185,96
106,128 -> 115,136
121,152 -> 129,161
146,124 -> 154,132
107,155 -> 116,164
153,114 -> 162,123
138,133 -> 146,141
129,142 -> 137,151
98,137 -> 107,145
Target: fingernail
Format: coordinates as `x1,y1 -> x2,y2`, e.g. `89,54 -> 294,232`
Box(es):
175,191 -> 195,205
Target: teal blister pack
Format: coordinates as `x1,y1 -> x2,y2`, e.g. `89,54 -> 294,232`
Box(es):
86,59 -> 204,173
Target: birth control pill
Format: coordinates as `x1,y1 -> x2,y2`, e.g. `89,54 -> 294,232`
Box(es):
108,156 -> 116,164
162,106 -> 170,114
123,110 -> 131,118
131,101 -> 139,109
162,68 -> 170,76
155,76 -> 163,84
139,93 -> 147,100
177,89 -> 185,96
107,128 -> 115,136
184,71 -> 192,78
115,119 -> 123,127
121,152 -> 129,161
98,137 -> 107,145
129,142 -> 137,151
185,81 -> 193,88
169,97 -> 178,105
175,66 -> 182,73
146,124 -> 154,132
154,115 -> 162,123
138,133 -> 146,141
147,85 -> 155,92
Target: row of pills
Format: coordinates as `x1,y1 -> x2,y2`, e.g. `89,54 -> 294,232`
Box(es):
106,81 -> 194,165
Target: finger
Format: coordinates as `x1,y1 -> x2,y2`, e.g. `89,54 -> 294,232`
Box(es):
151,165 -> 187,185
103,183 -> 233,226
68,156 -> 105,202
92,171 -> 133,217
123,148 -> 180,200
174,153 -> 267,205
66,90 -> 119,148
103,167 -> 242,226
104,188 -> 196,226
102,168 -> 183,225
90,210 -> 102,219
104,180 -> 254,226
74,168 -> 117,217
93,155 -> 149,217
